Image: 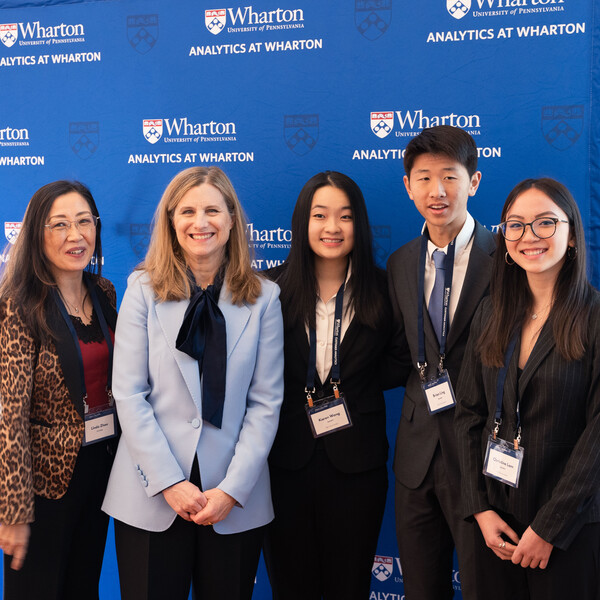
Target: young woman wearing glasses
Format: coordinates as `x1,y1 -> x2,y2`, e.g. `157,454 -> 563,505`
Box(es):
455,178 -> 600,600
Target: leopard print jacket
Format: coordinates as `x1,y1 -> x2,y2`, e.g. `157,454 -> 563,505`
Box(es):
0,277 -> 116,525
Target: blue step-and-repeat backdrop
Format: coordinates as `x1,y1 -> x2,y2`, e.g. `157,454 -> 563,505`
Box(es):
0,0 -> 598,598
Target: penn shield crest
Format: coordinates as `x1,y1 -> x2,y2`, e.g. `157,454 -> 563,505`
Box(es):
541,105 -> 583,151
205,9 -> 226,35
284,114 -> 318,156
355,0 -> 391,41
69,122 -> 99,160
127,14 -> 158,54
0,24 -> 18,48
447,0 -> 471,19
371,111 -> 394,138
143,119 -> 163,144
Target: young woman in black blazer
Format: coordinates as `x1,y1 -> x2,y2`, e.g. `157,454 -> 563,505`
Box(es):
456,178 -> 600,600
264,171 -> 396,600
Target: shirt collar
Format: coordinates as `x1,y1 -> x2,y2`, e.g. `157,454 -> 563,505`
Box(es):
424,212 -> 475,258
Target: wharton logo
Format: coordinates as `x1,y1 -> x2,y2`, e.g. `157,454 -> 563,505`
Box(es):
371,112 -> 394,138
127,14 -> 158,54
0,24 -> 18,48
372,225 -> 391,266
205,9 -> 226,35
371,109 -> 481,136
355,0 -> 392,40
284,114 -> 318,156
204,6 -> 304,35
143,119 -> 163,144
541,105 -> 583,151
4,222 -> 21,245
372,556 -> 394,582
447,0 -> 471,19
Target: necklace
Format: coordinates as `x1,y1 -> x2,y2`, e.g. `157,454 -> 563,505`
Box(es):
58,286 -> 88,316
531,302 -> 551,320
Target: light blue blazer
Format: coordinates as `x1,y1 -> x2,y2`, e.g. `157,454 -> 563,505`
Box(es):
102,271 -> 284,534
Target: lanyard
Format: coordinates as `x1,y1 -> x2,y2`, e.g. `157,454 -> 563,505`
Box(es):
493,331 -> 521,448
53,280 -> 114,411
417,231 -> 456,380
305,279 -> 345,406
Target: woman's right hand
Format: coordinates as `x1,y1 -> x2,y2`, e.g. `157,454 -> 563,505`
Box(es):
0,523 -> 30,570
162,481 -> 207,521
474,510 -> 520,560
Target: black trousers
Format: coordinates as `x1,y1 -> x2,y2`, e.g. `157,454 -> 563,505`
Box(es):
114,458 -> 264,600
471,511 -> 600,600
3,441 -> 113,600
395,445 -> 480,600
264,445 -> 388,600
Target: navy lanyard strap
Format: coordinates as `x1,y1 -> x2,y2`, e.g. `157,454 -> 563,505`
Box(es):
493,331 -> 520,445
53,280 -> 114,404
417,231 -> 456,377
306,279 -> 346,401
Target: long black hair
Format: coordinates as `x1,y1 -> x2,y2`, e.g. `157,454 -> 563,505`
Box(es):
277,171 -> 385,330
479,178 -> 593,366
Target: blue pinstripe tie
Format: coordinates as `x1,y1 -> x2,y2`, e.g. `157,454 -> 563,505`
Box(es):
429,249 -> 446,344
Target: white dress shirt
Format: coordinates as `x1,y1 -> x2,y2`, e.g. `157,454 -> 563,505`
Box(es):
309,265 -> 354,384
424,212 -> 475,327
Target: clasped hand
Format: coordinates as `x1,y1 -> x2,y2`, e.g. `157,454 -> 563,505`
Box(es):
162,481 -> 236,526
474,510 -> 553,569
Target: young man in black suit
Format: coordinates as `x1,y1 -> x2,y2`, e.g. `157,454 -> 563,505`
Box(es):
387,125 -> 495,600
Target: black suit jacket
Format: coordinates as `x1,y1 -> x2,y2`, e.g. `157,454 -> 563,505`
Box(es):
265,266 -> 393,474
387,220 -> 495,489
455,294 -> 600,550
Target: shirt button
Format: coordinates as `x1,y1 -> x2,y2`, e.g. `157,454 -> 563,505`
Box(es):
319,341 -> 325,347
191,418 -> 201,428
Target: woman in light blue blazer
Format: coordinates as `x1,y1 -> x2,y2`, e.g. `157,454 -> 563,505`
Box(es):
102,166 -> 284,600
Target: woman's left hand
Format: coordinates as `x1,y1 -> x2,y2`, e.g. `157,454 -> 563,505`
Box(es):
191,488 -> 236,526
511,526 -> 553,569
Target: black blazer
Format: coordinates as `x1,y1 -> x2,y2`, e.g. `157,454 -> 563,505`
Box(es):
455,294 -> 600,550
265,265 -> 393,474
386,221 -> 495,489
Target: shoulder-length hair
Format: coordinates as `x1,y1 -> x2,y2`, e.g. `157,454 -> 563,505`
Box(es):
479,178 -> 593,366
143,166 -> 260,304
0,180 -> 102,343
277,171 -> 385,330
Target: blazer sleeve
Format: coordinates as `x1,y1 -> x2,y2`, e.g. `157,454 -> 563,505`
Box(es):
530,307 -> 600,547
216,280 -> 284,506
384,257 -> 414,390
0,299 -> 37,525
454,301 -> 494,519
111,273 -> 188,497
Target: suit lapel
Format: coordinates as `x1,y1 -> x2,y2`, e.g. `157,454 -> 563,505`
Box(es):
155,299 -> 202,407
155,288 -> 251,410
447,223 -> 495,350
518,320 -> 555,400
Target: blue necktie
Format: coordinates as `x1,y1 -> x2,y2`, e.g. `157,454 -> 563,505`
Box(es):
429,249 -> 446,344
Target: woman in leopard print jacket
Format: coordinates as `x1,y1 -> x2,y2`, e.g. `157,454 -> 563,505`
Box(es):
0,181 -> 117,600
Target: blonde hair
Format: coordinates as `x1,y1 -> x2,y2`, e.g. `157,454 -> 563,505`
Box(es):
142,166 -> 260,304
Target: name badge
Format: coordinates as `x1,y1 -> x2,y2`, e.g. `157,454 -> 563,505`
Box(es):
483,435 -> 524,488
305,393 -> 353,438
83,407 -> 117,446
421,369 -> 456,414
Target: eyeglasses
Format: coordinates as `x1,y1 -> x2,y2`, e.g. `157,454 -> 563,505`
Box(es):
44,215 -> 99,235
498,217 -> 568,242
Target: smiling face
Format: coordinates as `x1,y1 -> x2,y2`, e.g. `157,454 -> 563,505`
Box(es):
504,187 -> 573,285
43,191 -> 96,279
308,186 -> 354,267
171,183 -> 233,278
404,153 -> 481,247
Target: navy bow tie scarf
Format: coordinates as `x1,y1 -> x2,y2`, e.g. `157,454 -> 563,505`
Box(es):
176,283 -> 227,429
